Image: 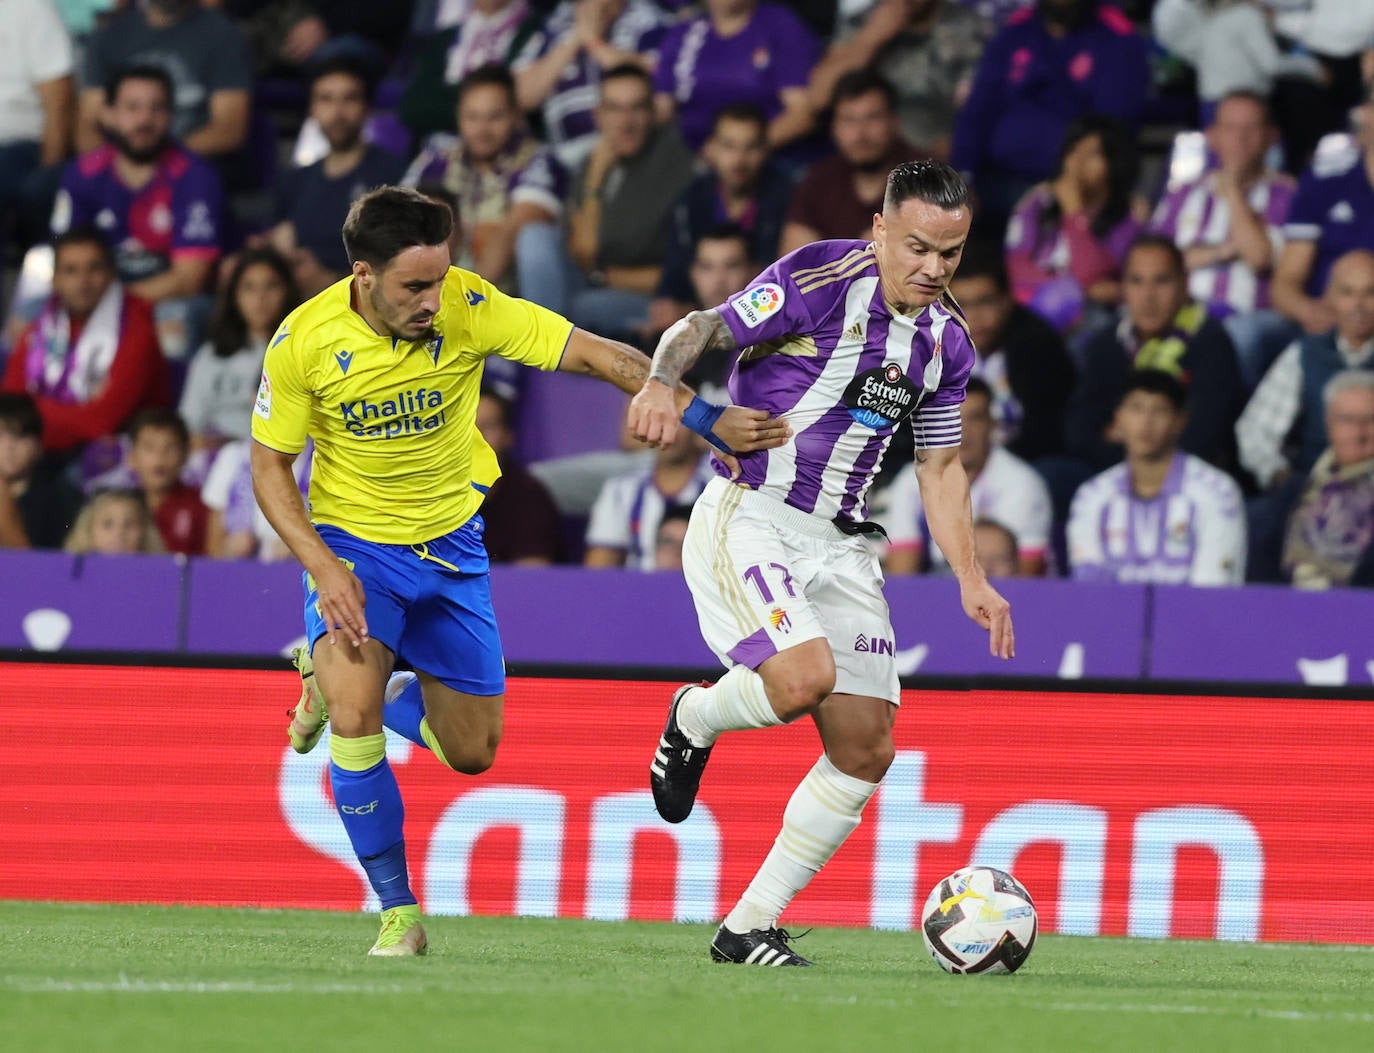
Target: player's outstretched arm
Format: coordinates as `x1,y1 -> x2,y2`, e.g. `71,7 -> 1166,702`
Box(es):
628,309 -> 739,447
559,325 -> 787,461
250,440 -> 368,648
915,446 -> 1014,659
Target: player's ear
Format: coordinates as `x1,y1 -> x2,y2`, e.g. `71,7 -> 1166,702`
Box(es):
351,260 -> 372,286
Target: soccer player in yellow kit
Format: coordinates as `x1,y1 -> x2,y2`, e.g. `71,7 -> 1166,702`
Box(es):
250,187 -> 788,956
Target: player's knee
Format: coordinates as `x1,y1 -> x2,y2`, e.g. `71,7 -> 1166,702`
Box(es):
436,730 -> 501,775
764,664 -> 836,721
830,739 -> 895,784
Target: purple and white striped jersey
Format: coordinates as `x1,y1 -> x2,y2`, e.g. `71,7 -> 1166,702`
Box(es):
715,239 -> 975,525
1067,452 -> 1245,586
1150,171 -> 1295,315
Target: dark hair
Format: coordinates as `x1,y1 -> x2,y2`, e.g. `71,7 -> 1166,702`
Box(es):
207,247 -> 300,359
106,63 -> 174,107
973,516 -> 1020,557
342,185 -> 454,269
479,387 -> 514,429
658,503 -> 695,530
600,62 -> 654,95
127,406 -> 190,447
695,222 -> 751,255
1119,369 -> 1188,412
53,225 -> 116,270
884,160 -> 969,213
456,63 -> 517,109
309,54 -> 376,104
0,392 -> 42,440
1039,115 -> 1138,244
1213,89 -> 1271,124
964,375 -> 994,405
830,69 -> 897,113
1125,232 -> 1187,279
710,103 -> 768,137
949,238 -> 1009,292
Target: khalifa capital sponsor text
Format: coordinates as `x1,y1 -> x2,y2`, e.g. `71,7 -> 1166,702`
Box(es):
340,387 -> 447,439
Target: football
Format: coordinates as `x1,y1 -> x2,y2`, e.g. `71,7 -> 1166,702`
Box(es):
920,866 -> 1038,975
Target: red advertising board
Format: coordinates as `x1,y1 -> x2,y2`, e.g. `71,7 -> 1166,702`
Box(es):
4,662 -> 1372,944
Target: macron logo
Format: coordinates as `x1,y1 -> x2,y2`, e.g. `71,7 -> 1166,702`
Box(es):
466,290 -> 485,306
334,349 -> 354,374
272,329 -> 290,348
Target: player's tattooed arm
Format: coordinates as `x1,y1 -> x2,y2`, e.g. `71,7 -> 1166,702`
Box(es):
648,309 -> 739,389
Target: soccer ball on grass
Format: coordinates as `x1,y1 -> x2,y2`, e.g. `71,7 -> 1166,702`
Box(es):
920,866 -> 1037,975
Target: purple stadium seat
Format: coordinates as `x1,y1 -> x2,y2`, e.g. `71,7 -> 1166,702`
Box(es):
515,370 -> 629,464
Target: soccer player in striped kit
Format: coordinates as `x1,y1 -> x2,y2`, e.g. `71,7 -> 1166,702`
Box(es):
632,160 -> 1015,966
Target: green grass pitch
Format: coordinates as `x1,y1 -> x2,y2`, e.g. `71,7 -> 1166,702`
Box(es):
2,903 -> 1372,1052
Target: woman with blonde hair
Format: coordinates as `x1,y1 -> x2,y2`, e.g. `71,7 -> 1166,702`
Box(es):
64,489 -> 165,556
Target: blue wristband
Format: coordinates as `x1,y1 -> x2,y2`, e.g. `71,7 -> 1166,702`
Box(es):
681,395 -> 733,454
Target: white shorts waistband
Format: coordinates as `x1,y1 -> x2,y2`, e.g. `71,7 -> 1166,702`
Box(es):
707,477 -> 846,541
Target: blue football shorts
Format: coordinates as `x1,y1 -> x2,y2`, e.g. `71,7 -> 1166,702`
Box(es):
303,517 -> 504,696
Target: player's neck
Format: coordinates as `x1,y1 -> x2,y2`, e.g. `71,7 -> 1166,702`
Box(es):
1128,451 -> 1175,499
349,280 -> 386,337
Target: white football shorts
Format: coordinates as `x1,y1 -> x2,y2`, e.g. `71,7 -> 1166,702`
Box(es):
682,476 -> 900,704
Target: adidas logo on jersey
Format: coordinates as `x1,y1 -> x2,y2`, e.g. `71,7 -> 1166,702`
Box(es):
843,321 -> 864,342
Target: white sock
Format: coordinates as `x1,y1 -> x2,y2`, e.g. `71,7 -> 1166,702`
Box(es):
676,665 -> 783,748
724,753 -> 879,933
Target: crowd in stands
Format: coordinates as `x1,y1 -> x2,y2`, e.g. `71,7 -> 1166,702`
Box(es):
3,0 -> 1374,594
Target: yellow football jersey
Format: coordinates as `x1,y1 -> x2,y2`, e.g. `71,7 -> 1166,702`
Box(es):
251,268 -> 573,544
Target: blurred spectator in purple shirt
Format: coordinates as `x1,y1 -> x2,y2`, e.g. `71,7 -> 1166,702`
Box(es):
512,0 -> 668,170
1004,115 -> 1145,335
1151,91 -> 1298,387
950,0 -> 1149,231
402,64 -> 567,293
652,0 -> 821,155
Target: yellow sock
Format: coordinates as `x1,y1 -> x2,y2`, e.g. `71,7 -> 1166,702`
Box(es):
328,732 -> 386,771
418,717 -> 453,770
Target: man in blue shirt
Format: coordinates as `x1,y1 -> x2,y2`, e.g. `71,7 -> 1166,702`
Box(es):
268,57 -> 408,297
950,0 -> 1148,230
1272,100 -> 1374,336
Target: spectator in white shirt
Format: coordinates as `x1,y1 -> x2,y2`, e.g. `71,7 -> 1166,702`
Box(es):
883,376 -> 1053,576
1069,369 -> 1246,585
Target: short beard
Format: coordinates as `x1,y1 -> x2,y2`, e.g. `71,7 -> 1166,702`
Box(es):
109,129 -> 169,165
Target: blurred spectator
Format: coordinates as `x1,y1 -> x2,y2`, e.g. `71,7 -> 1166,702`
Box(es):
267,57 -> 407,297
652,501 -> 692,570
399,0 -> 533,142
652,0 -> 821,155
63,487 -> 164,554
200,434 -> 310,560
649,105 -> 791,332
1068,369 -> 1246,585
0,0 -> 76,254
473,389 -> 563,564
123,406 -> 207,555
781,70 -> 913,255
1282,369 -> 1374,589
520,63 -> 691,340
51,1 -> 116,42
1237,249 -> 1374,491
402,64 -> 566,292
52,65 -> 224,359
1004,115 -> 1144,335
1150,91 -> 1298,387
949,241 -> 1075,460
1152,0 -> 1324,130
584,423 -> 712,569
1272,0 -> 1374,170
225,1 -> 415,79
974,517 -> 1022,577
79,0 -> 252,161
1271,94 -> 1374,336
0,392 -> 81,548
950,0 -> 1150,231
884,377 -> 1053,575
2,226 -> 167,454
652,223 -> 755,389
179,247 -> 298,453
512,0 -> 668,170
1067,234 -> 1245,472
808,0 -> 991,162
0,473 -> 27,547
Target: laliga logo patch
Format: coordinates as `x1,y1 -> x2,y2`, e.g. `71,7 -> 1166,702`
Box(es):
730,283 -> 784,329
254,372 -> 272,419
